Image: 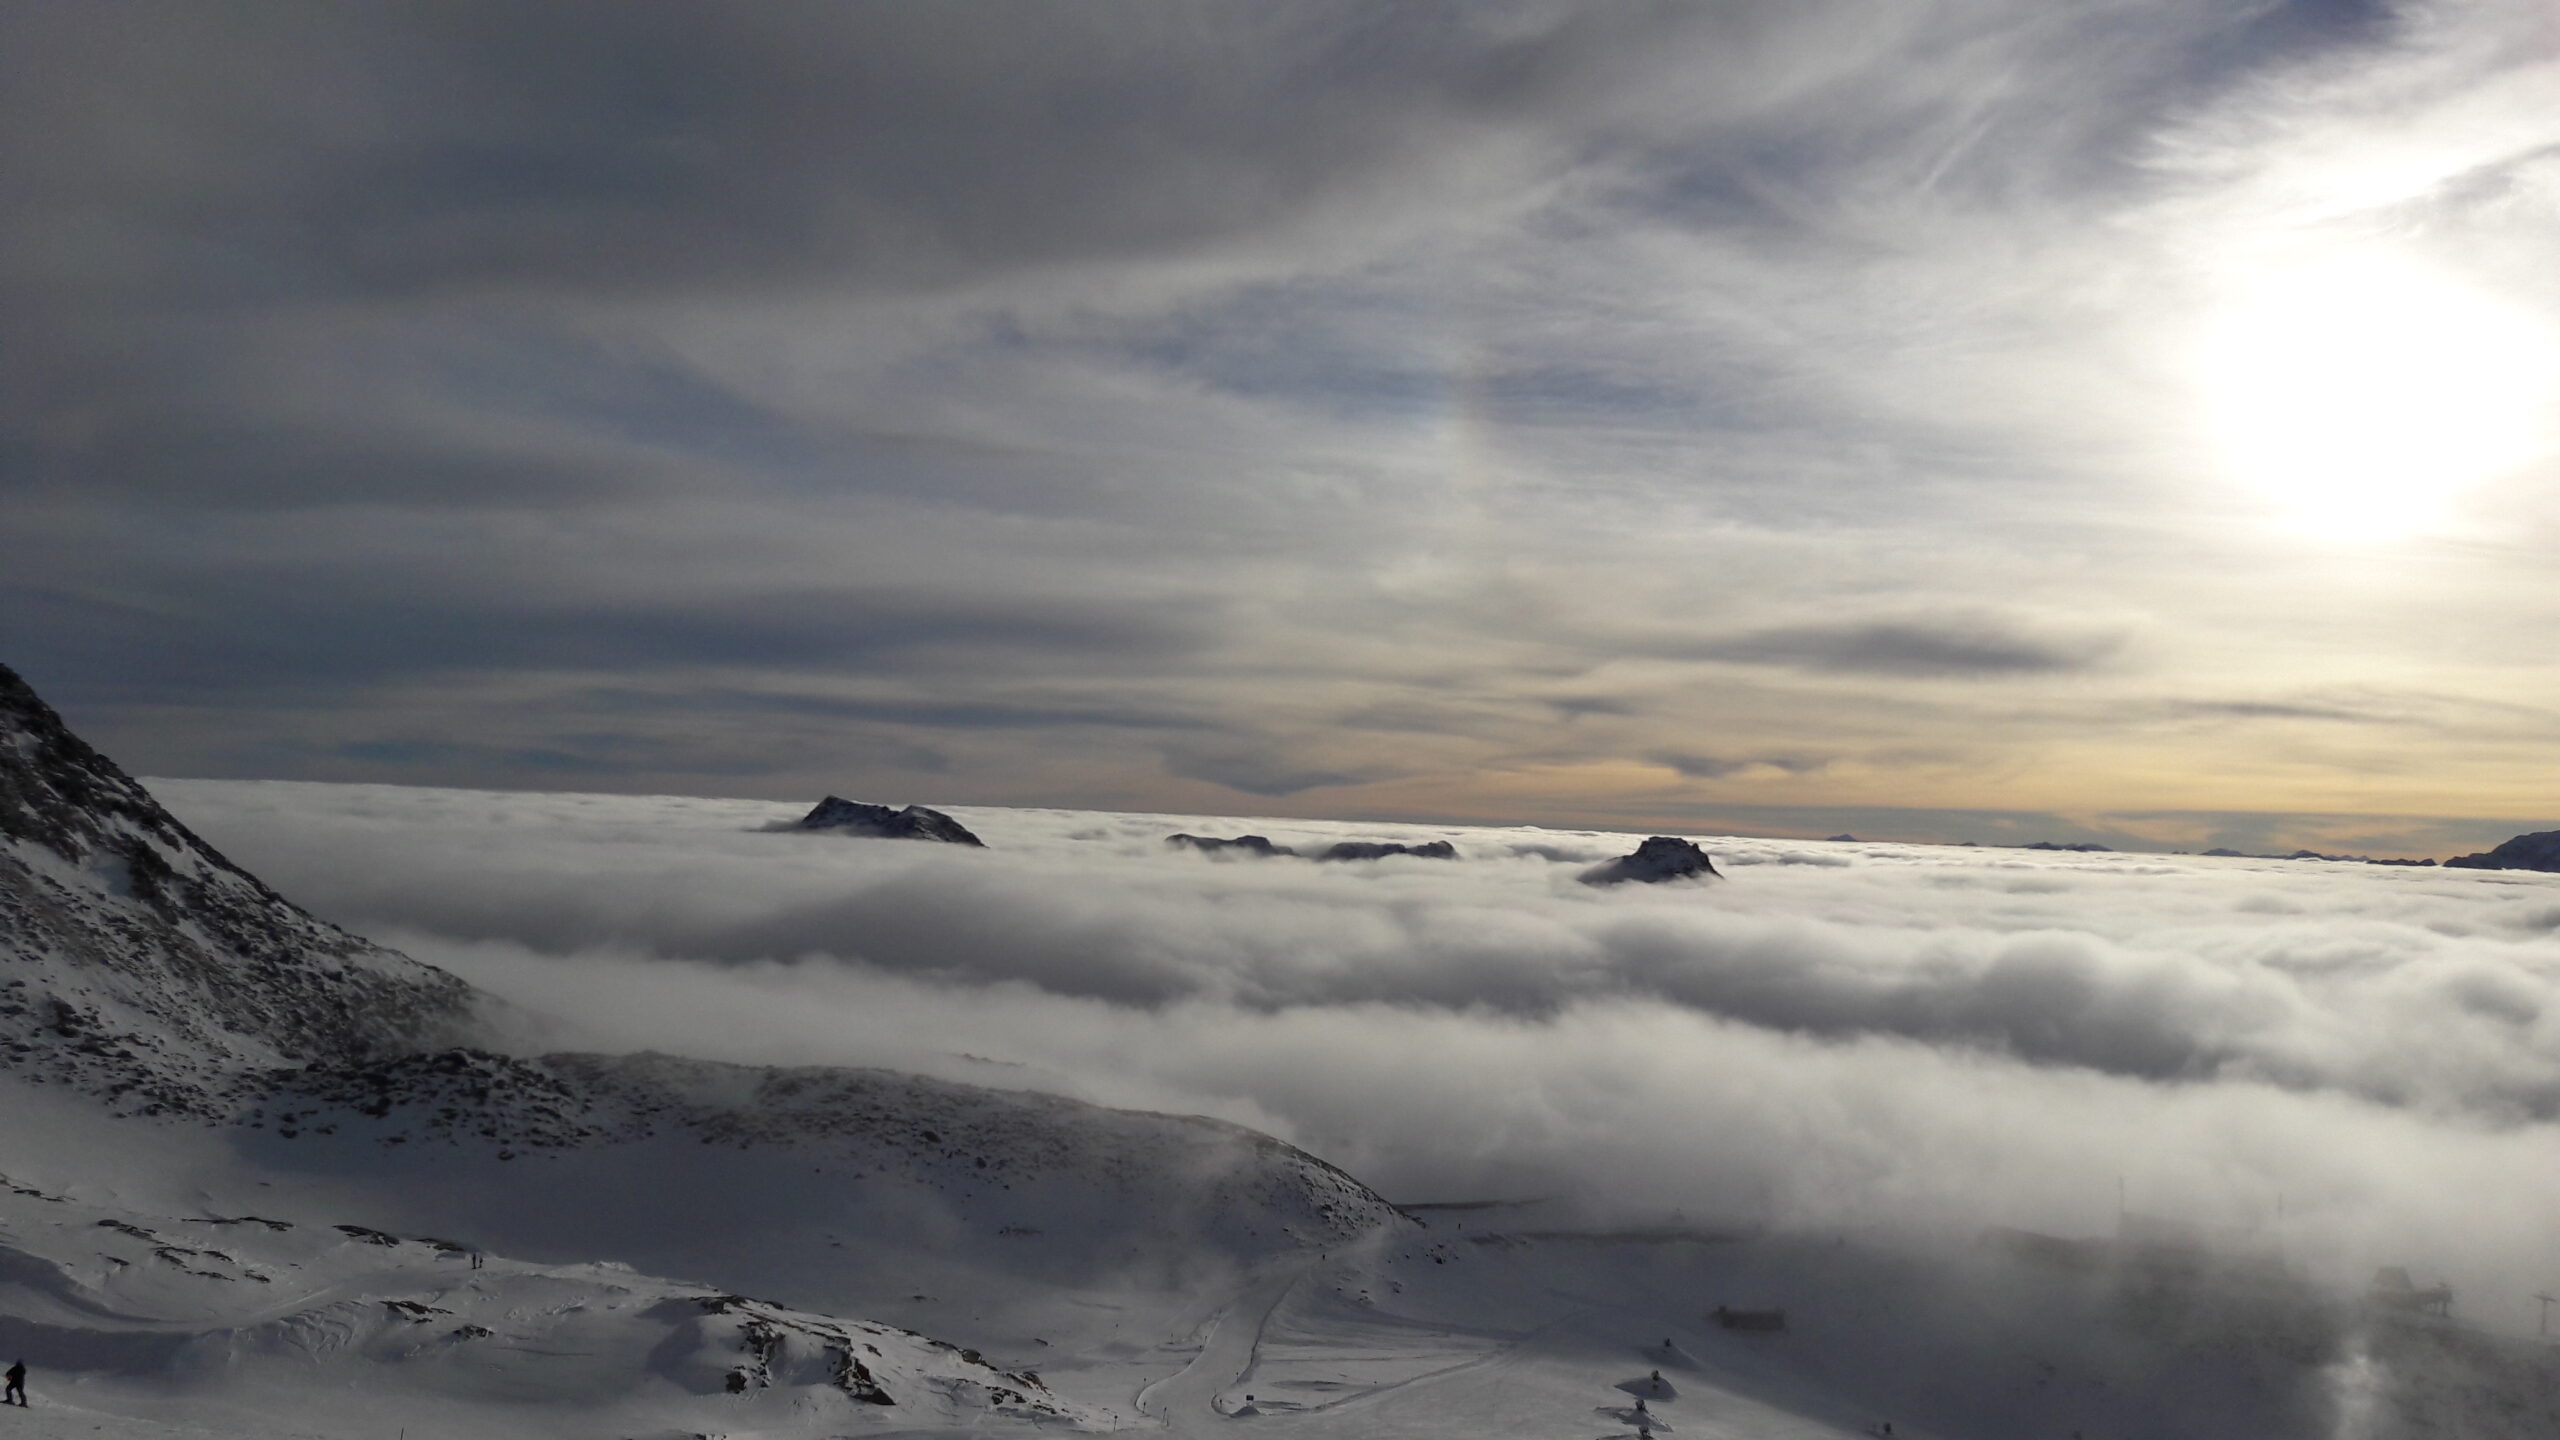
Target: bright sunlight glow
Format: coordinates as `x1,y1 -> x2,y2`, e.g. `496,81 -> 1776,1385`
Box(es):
2195,253 -> 2558,542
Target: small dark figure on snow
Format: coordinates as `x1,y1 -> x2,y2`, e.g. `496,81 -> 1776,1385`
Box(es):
4,1359 -> 25,1406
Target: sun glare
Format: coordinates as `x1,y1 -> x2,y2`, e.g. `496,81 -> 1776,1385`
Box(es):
2195,254 -> 2558,542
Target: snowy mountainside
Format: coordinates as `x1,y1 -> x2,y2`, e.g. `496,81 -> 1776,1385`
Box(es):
0,1166 -> 1099,1439
243,1047 -> 1400,1289
0,664 -> 473,1113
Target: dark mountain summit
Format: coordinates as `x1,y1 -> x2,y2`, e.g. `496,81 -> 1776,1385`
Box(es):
1314,840 -> 1457,862
792,796 -> 985,846
1167,833 -> 1298,857
2444,830 -> 2560,873
1581,836 -> 1722,886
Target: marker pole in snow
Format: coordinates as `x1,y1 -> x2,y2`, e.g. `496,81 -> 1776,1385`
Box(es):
2536,1291 -> 2556,1338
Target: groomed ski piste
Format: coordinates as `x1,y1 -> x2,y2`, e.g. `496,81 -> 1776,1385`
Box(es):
9,663 -> 2560,1438
12,1110 -> 2560,1440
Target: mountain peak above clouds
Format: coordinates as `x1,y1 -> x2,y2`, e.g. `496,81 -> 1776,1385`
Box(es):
1580,836 -> 1722,885
2443,830 -> 2560,872
793,795 -> 986,846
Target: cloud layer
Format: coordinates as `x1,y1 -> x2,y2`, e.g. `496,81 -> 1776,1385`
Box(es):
162,778 -> 2560,1330
8,3 -> 2560,837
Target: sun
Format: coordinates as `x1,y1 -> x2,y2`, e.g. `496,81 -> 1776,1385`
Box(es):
2194,253 -> 2557,542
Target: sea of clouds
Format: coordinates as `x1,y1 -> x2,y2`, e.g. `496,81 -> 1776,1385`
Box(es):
157,779 -> 2560,1328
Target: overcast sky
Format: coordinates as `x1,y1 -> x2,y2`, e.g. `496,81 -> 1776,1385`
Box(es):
7,1 -> 2558,854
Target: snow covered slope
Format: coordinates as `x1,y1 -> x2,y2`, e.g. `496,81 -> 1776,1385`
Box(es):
0,665 -> 474,1114
0,1161 -> 1095,1439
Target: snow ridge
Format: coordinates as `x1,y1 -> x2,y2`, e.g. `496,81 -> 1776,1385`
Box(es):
0,1169 -> 1098,1434
1,664 -> 475,1114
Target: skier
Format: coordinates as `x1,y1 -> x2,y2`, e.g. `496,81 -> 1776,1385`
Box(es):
4,1359 -> 24,1406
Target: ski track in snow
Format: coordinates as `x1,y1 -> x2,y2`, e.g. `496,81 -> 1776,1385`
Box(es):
1134,1260 -> 1308,1434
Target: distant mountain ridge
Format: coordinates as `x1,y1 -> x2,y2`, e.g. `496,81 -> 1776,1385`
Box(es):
2443,830 -> 2560,873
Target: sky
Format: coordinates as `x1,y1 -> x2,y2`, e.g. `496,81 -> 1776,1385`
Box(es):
6,1 -> 2560,855
160,779 -> 2560,1330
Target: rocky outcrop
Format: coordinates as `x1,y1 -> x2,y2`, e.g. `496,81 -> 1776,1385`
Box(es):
1,664 -> 475,1114
792,796 -> 984,846
1581,836 -> 1721,886
2443,831 -> 2560,873
1314,840 -> 1457,862
1166,835 -> 1459,862
1166,833 -> 1297,858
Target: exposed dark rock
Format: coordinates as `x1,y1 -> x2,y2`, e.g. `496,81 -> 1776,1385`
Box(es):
2444,830 -> 2560,873
793,796 -> 984,846
1581,837 -> 1721,886
1313,840 -> 1457,862
1825,834 -> 1858,843
1166,833 -> 1297,858
2024,841 -> 2111,853
1,663 -> 475,1114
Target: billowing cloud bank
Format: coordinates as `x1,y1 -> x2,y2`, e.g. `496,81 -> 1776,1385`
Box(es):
163,779 -> 2560,1329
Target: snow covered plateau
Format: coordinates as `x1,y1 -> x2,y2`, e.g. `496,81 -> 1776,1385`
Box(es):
7,665 -> 2560,1438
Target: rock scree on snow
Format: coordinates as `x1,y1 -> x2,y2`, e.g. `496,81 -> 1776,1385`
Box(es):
789,795 -> 985,846
1581,836 -> 1722,886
